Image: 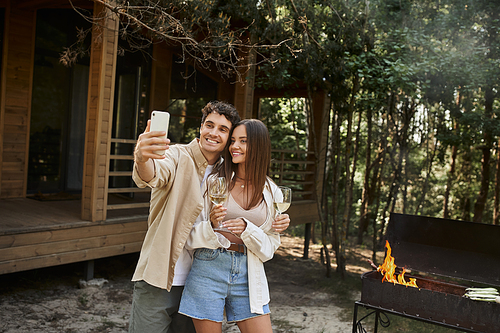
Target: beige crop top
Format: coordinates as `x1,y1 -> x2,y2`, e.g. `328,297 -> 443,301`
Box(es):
223,193 -> 268,227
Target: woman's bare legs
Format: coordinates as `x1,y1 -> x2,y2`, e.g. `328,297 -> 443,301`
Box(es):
192,314 -> 272,333
237,314 -> 273,333
192,318 -> 222,333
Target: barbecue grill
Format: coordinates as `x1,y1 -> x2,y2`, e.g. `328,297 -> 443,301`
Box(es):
352,213 -> 500,332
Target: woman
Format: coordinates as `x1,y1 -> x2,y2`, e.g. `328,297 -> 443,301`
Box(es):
179,119 -> 286,333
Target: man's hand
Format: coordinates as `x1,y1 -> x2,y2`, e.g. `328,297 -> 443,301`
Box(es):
273,213 -> 290,233
134,120 -> 170,163
134,120 -> 170,182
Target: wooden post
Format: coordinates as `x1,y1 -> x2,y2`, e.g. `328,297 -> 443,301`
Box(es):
303,222 -> 311,259
149,43 -> 172,113
233,48 -> 256,119
83,260 -> 95,281
81,2 -> 119,221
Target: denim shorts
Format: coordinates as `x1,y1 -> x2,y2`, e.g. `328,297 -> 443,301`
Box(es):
178,248 -> 270,323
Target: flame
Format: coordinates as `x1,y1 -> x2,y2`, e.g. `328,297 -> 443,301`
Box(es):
378,240 -> 418,288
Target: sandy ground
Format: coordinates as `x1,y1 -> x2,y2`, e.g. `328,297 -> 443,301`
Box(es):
0,235 -> 365,333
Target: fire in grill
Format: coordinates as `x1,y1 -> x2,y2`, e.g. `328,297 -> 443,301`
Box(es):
352,213 -> 500,333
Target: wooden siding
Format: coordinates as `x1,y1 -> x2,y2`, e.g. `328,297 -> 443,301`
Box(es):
0,5 -> 35,198
81,2 -> 119,222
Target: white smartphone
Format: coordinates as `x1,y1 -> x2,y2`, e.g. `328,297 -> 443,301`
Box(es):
150,110 -> 170,156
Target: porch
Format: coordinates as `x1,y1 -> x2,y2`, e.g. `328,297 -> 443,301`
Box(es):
0,197 -> 147,276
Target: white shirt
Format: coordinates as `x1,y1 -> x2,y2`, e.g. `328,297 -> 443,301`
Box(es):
172,165 -> 214,286
185,176 -> 281,313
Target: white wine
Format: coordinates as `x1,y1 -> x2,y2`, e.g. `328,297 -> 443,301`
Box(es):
210,194 -> 227,205
274,202 -> 290,213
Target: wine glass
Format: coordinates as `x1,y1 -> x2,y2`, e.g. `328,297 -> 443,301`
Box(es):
209,177 -> 229,231
274,186 -> 292,216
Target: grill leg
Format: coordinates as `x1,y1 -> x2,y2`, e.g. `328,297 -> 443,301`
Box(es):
352,302 -> 359,333
374,310 -> 380,333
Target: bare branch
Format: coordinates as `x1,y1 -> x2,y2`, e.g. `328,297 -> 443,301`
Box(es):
62,0 -> 302,83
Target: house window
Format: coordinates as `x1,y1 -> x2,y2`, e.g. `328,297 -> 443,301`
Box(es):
168,57 -> 218,143
28,9 -> 91,194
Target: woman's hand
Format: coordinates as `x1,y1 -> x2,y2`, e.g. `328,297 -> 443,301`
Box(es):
209,204 -> 227,228
222,218 -> 247,236
273,213 -> 290,233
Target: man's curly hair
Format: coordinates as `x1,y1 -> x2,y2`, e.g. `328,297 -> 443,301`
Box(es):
201,101 -> 240,128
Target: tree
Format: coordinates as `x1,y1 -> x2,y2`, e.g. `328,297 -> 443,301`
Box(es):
64,0 -> 300,81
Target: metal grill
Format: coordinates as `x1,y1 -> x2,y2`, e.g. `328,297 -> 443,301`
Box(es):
352,213 -> 500,333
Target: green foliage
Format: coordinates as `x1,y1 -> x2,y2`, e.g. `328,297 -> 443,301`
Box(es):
251,1 -> 500,264
260,98 -> 308,151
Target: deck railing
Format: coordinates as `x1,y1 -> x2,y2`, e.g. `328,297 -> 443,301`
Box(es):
270,149 -> 316,204
106,139 -> 318,216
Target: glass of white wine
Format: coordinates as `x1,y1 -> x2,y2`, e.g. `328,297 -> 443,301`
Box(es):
209,177 -> 229,231
274,186 -> 292,217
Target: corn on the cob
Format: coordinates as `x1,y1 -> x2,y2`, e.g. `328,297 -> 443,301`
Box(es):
464,287 -> 500,303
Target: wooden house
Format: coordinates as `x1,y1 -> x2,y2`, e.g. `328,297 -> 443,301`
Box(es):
0,0 -> 329,277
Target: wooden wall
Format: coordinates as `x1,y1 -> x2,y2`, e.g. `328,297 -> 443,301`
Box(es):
81,2 -> 119,222
0,4 -> 35,198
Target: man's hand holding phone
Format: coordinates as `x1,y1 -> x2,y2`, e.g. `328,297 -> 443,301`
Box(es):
135,111 -> 171,163
135,121 -> 170,162
134,111 -> 170,182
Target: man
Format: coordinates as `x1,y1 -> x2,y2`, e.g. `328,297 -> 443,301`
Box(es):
129,101 -> 290,333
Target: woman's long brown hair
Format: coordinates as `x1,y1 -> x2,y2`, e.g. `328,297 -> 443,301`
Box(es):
216,119 -> 271,209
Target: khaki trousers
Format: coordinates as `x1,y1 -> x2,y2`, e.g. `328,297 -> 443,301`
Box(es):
128,281 -> 196,333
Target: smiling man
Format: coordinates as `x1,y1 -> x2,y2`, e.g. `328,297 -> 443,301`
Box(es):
128,101 -> 291,333
129,101 -> 240,333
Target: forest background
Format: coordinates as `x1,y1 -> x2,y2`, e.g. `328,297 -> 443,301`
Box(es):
81,0 -> 500,277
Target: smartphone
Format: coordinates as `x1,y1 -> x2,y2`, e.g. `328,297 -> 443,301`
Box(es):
150,110 -> 170,156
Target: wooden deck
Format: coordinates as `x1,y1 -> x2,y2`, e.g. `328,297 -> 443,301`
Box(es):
0,198 -> 148,275
0,194 -> 318,276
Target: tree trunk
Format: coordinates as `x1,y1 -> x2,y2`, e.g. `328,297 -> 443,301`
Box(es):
461,147 -> 473,222
414,136 -> 438,215
310,93 -> 333,275
443,124 -> 458,219
473,86 -> 494,223
340,100 -> 354,278
372,148 -> 386,263
330,107 -> 344,277
494,140 -> 500,225
444,91 -> 461,219
344,76 -> 360,236
473,150 -> 491,224
357,107 -> 372,245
